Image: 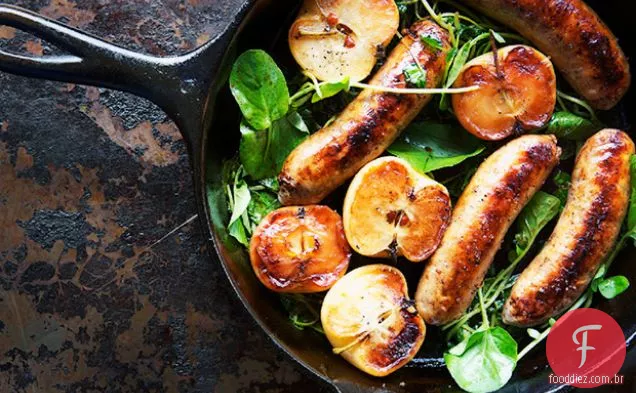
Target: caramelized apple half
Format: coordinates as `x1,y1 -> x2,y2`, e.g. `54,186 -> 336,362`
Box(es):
343,157 -> 451,262
250,205 -> 351,293
452,45 -> 556,140
289,0 -> 399,82
321,264 -> 426,377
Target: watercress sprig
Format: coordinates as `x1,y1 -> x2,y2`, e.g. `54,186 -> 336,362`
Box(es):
223,161 -> 281,247
280,293 -> 325,334
444,287 -> 518,393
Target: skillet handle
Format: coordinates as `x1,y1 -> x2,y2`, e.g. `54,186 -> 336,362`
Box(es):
0,3 -> 238,158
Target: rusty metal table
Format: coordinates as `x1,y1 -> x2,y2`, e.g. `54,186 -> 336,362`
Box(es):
0,1 -> 327,391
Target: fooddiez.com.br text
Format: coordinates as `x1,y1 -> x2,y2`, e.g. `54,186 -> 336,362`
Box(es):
548,373 -> 624,385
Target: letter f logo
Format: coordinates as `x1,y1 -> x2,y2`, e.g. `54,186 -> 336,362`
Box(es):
572,324 -> 602,368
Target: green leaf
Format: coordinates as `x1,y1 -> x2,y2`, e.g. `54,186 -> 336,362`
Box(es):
440,32 -> 489,110
221,161 -> 252,247
239,115 -> 307,179
258,177 -> 280,192
397,2 -> 409,15
287,111 -> 309,134
446,32 -> 490,86
509,191 -> 560,262
444,327 -> 517,393
230,49 -> 289,130
297,108 -> 321,133
446,41 -> 472,89
558,140 -> 578,161
239,122 -> 273,179
228,182 -> 251,226
490,30 -> 505,44
311,77 -> 350,103
269,116 -> 307,172
527,328 -> 541,339
280,294 -> 325,333
547,112 -> 597,141
598,276 -> 630,299
247,189 -> 280,228
591,278 -> 600,292
421,34 -> 443,50
594,264 -> 607,280
553,170 -> 571,208
388,122 -> 485,173
628,155 -> 636,230
403,63 -> 427,88
228,219 -> 249,247
445,46 -> 458,64
628,231 -> 636,248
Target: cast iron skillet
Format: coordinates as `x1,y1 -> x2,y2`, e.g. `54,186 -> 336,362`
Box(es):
0,1 -> 634,391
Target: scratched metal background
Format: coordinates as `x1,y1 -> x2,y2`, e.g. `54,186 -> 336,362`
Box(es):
0,0 -> 329,392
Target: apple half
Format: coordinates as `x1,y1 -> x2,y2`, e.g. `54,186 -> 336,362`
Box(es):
288,0 -> 399,82
452,45 -> 557,141
249,205 -> 351,293
321,264 -> 426,377
342,156 -> 451,262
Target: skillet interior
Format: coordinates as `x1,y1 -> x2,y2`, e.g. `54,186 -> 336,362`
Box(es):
202,0 -> 636,391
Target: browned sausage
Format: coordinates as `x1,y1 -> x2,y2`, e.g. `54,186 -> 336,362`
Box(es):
278,19 -> 450,205
503,129 -> 634,327
415,135 -> 561,325
460,0 -> 630,110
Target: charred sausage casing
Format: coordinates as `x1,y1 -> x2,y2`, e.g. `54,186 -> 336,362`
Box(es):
460,0 -> 630,110
503,129 -> 634,327
278,20 -> 450,205
415,135 -> 561,325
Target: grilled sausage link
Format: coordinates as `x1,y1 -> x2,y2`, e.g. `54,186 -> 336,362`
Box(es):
503,129 -> 634,327
415,135 -> 561,325
278,20 -> 450,205
460,0 -> 630,110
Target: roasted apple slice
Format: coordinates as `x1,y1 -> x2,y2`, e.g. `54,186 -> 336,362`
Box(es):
289,0 -> 399,82
342,157 -> 451,262
452,45 -> 556,141
321,264 -> 426,377
250,205 -> 350,293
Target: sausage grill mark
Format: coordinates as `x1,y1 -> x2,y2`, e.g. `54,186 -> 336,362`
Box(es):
540,196 -> 609,302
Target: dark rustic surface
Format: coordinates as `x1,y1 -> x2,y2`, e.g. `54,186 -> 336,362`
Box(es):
0,1 -> 328,392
